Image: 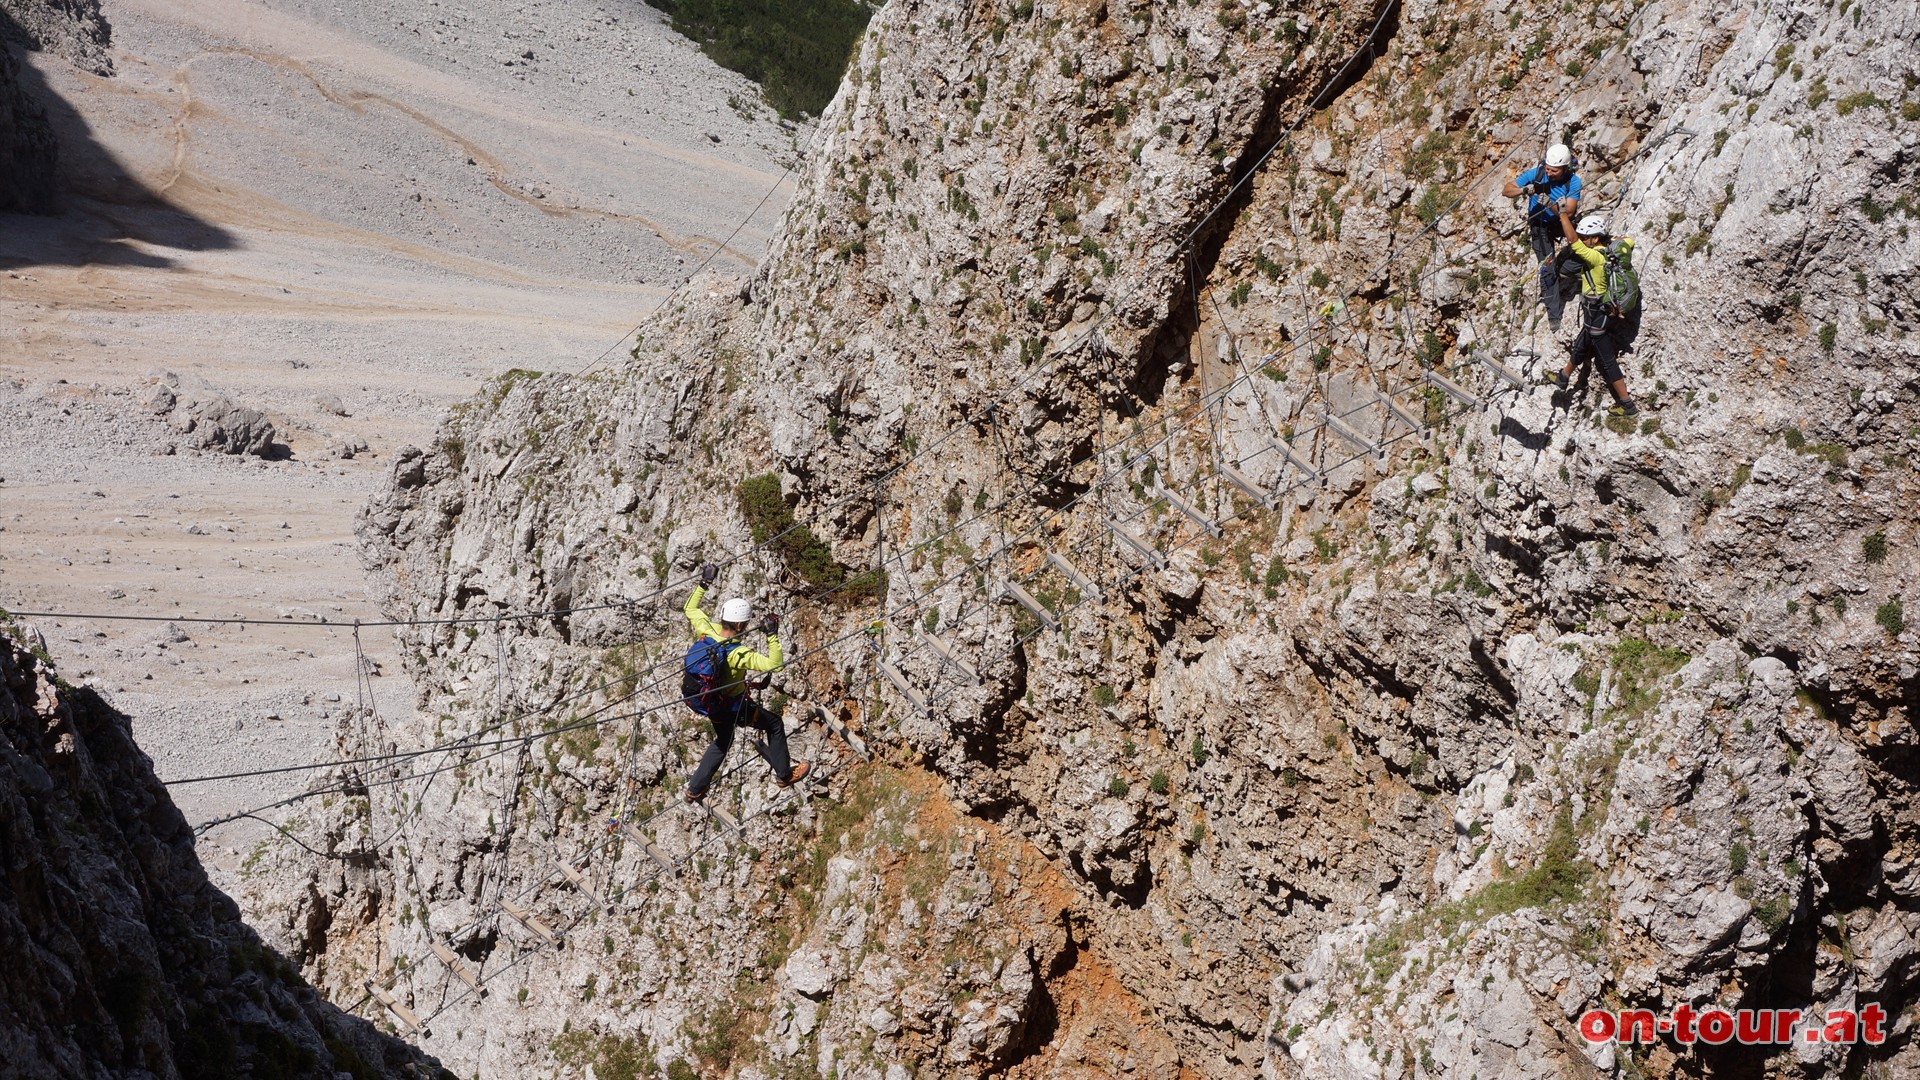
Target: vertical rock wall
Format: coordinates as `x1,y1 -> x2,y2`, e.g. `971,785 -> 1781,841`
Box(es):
0,37 -> 55,213
0,0 -> 113,76
0,0 -> 115,214
0,622 -> 446,1078
335,0 -> 1920,1075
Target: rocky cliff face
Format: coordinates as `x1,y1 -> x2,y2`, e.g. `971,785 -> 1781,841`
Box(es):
334,0 -> 1920,1075
0,0 -> 113,76
0,620 -> 446,1078
0,32 -> 56,213
0,0 -> 114,214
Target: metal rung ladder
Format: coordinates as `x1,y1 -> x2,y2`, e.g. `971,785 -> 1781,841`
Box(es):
1321,410 -> 1379,459
500,898 -> 562,947
617,821 -> 676,873
1380,393 -> 1425,434
811,702 -> 871,758
1275,440 -> 1318,483
429,941 -> 485,996
1109,521 -> 1166,568
366,982 -> 428,1035
1045,550 -> 1102,601
921,632 -> 979,684
1160,486 -> 1223,537
879,659 -> 929,714
1217,460 -> 1276,510
558,862 -> 606,910
1425,369 -> 1481,408
1477,349 -> 1528,390
1003,580 -> 1060,630
702,801 -> 741,833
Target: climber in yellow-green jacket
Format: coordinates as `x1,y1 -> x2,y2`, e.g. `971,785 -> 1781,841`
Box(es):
680,562 -> 809,801
1548,198 -> 1643,417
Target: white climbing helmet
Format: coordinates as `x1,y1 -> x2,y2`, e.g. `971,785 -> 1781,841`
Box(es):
721,597 -> 753,624
1575,214 -> 1608,238
1544,143 -> 1573,168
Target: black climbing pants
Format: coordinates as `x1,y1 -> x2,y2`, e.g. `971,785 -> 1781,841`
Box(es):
1529,219 -> 1566,324
1570,306 -> 1641,392
688,697 -> 792,797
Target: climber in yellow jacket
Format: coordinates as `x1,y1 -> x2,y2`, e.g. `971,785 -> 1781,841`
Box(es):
681,563 -> 809,801
1547,198 -> 1642,417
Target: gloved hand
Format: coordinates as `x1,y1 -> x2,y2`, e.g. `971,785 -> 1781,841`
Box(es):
1522,182 -> 1538,195
700,562 -> 718,587
759,614 -> 780,635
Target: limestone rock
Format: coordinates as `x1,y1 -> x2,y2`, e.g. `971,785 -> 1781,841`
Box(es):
187,396 -> 277,456
0,36 -> 56,213
0,0 -> 115,75
0,629 -> 441,1076
326,0 -> 1920,1076
785,948 -> 839,999
151,380 -> 280,457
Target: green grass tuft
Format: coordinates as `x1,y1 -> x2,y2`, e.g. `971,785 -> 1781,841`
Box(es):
1877,599 -> 1905,637
1608,639 -> 1690,717
738,473 -> 876,598
1862,531 -> 1888,564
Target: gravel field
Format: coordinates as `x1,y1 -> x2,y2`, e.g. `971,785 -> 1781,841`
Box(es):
0,0 -> 799,875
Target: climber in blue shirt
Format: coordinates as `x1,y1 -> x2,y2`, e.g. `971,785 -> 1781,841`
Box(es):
1502,143 -> 1582,330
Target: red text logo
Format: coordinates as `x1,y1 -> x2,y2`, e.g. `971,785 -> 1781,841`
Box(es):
1577,1005 -> 1887,1046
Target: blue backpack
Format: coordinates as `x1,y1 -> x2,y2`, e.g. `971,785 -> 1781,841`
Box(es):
681,636 -> 743,716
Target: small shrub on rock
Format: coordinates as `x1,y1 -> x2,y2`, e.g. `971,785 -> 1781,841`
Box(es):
1862,531 -> 1888,564
1877,599 -> 1905,637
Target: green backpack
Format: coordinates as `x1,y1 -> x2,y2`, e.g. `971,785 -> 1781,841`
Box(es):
1599,240 -> 1640,315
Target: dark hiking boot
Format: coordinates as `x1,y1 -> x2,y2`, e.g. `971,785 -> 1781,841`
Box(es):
1612,399 -> 1640,417
684,786 -> 706,803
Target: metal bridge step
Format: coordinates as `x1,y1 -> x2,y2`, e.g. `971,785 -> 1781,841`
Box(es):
617,821 -> 675,873
1477,349 -> 1527,390
1109,521 -> 1166,569
366,981 -> 428,1035
1045,551 -> 1102,602
500,898 -> 562,947
921,633 -> 979,684
1321,410 -> 1379,458
1275,440 -> 1318,484
702,801 -> 741,834
879,659 -> 929,715
1160,486 -> 1223,538
1003,580 -> 1060,631
810,702 -> 871,759
1217,461 -> 1276,510
1380,393 -> 1425,434
1425,369 -> 1481,408
429,941 -> 485,995
558,862 -> 606,910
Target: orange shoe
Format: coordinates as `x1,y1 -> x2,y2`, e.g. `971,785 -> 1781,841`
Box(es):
777,762 -> 812,788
